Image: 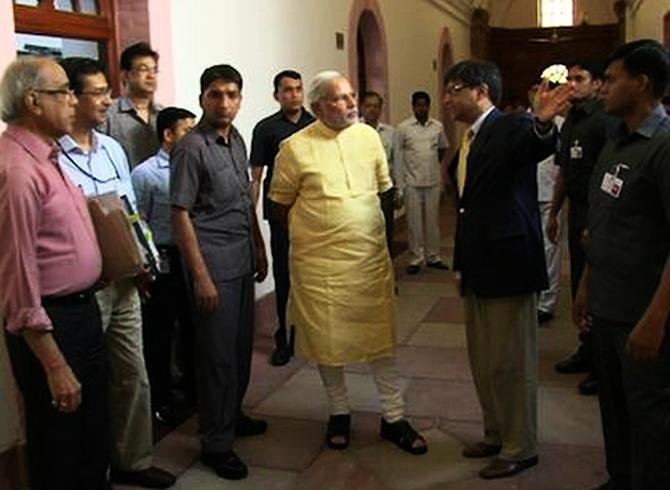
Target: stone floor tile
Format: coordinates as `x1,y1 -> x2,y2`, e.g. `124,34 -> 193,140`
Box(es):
405,322 -> 467,349
403,378 -> 482,421
395,345 -> 472,381
173,464 -> 298,490
295,451 -> 389,490
538,387 -> 603,446
352,427 -> 482,490
235,416 -> 326,471
421,297 -> 465,323
254,367 -> 410,422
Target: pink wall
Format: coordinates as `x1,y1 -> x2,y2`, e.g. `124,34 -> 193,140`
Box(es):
147,0 -> 175,105
0,0 -> 17,132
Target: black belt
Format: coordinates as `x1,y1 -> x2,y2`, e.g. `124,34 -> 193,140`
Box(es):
41,288 -> 95,307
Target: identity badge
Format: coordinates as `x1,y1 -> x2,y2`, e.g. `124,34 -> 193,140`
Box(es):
570,139 -> 583,159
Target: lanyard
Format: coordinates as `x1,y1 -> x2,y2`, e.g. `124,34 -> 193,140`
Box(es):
57,141 -> 121,184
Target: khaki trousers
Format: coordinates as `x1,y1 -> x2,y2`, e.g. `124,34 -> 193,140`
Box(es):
96,278 -> 153,471
464,291 -> 538,461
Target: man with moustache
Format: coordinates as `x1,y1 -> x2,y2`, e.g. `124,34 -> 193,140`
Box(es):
0,57 -> 108,489
171,64 -> 268,481
573,40 -> 670,490
249,70 -> 314,366
269,71 -> 426,455
547,61 -> 611,396
102,42 -> 162,168
57,57 -> 175,489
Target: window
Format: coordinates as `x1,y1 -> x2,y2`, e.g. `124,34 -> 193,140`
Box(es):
539,0 -> 573,27
13,0 -> 118,89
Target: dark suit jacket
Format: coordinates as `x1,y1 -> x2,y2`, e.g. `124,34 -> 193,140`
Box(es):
448,108 -> 556,298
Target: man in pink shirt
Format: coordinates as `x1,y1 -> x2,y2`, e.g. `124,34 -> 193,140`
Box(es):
0,57 -> 109,489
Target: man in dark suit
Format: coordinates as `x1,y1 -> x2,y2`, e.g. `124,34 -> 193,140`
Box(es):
443,60 -> 571,479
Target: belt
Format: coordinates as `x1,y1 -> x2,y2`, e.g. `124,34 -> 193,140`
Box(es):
41,288 -> 95,307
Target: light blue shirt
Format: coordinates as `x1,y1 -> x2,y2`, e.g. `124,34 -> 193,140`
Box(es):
58,130 -> 138,211
131,149 -> 173,245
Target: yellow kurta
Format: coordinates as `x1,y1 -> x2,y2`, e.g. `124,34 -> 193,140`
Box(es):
269,121 -> 395,365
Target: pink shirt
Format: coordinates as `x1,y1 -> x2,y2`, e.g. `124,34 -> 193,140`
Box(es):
0,125 -> 102,334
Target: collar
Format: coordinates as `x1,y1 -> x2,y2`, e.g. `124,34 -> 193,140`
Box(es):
277,107 -> 312,124
58,130 -> 103,154
469,106 -> 495,137
572,96 -> 600,116
5,124 -> 58,164
197,121 -> 241,146
118,96 -> 160,115
156,148 -> 170,168
615,104 -> 668,141
411,117 -> 434,127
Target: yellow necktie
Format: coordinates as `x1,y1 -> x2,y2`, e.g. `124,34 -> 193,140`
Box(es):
457,129 -> 474,197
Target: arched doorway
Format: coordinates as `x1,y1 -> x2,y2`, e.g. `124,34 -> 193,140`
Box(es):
664,10 -> 670,50
348,0 -> 389,121
437,28 -> 456,163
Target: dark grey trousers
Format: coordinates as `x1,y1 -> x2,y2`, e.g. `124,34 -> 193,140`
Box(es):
193,274 -> 255,454
592,316 -> 670,490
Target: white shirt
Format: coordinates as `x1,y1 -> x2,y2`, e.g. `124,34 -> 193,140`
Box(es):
395,117 -> 449,187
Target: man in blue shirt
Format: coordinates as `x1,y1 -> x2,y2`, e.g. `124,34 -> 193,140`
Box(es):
131,107 -> 196,424
58,57 -> 174,489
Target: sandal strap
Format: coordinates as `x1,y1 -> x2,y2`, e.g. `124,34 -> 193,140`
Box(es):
327,414 -> 351,437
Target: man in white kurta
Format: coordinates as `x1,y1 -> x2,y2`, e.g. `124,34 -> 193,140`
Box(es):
269,71 -> 426,454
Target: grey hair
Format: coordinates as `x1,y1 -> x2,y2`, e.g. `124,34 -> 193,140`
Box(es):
308,70 -> 345,107
0,57 -> 49,123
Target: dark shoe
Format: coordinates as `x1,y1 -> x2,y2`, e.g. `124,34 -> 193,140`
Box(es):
479,455 -> 539,479
537,310 -> 554,324
110,466 -> 176,488
406,264 -> 421,275
555,349 -> 591,374
426,260 -> 449,270
380,419 -> 428,455
201,450 -> 248,480
270,345 -> 292,366
326,414 -> 351,450
462,441 -> 502,458
235,414 -> 268,437
578,372 -> 598,396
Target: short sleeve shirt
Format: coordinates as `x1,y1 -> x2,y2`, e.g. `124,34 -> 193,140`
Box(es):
249,108 -> 315,219
586,105 -> 670,324
170,122 -> 254,281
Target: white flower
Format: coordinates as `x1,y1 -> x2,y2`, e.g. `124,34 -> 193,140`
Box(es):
541,64 -> 568,85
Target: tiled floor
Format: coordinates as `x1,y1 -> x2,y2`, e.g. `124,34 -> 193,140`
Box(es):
117,201 -> 608,489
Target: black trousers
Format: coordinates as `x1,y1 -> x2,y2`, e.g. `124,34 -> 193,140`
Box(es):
592,316 -> 670,490
269,218 -> 293,350
568,204 -> 594,358
380,187 -> 396,257
6,295 -> 109,490
193,274 -> 255,453
143,245 -> 196,407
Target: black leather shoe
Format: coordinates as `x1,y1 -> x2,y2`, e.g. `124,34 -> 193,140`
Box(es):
426,260 -> 449,270
555,349 -> 591,374
270,345 -> 292,366
578,372 -> 598,396
110,466 -> 176,488
537,310 -> 554,324
201,450 -> 248,480
406,264 -> 421,275
235,414 -> 268,437
479,455 -> 538,479
462,441 -> 502,458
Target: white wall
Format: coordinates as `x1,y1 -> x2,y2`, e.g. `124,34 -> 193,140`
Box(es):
169,0 -> 471,296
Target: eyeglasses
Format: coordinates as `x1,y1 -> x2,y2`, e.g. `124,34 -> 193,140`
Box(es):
79,88 -> 113,98
132,65 -> 159,75
34,88 -> 75,98
444,84 -> 467,96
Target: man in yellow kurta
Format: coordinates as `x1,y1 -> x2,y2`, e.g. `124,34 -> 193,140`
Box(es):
269,71 -> 426,455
